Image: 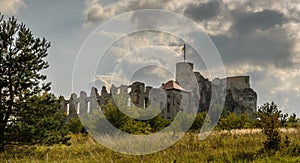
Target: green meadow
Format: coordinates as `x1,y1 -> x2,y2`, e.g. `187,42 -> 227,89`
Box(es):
1,129 -> 300,162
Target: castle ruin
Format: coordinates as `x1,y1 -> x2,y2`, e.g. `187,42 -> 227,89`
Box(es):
61,61 -> 257,119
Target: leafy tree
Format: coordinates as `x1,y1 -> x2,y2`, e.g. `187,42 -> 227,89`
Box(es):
217,112 -> 253,130
288,113 -> 298,123
190,111 -> 208,131
0,14 -> 66,150
257,102 -> 281,152
11,93 -> 70,145
102,100 -> 130,129
64,116 -> 86,134
280,112 -> 289,127
120,118 -> 152,134
101,100 -> 154,134
148,115 -> 170,132
287,113 -> 300,128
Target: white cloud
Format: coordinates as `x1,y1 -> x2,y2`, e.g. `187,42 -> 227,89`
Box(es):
0,0 -> 25,15
226,64 -> 265,76
82,0 -> 195,27
107,31 -> 183,59
97,30 -> 125,39
93,71 -> 130,91
83,0 -> 116,27
270,67 -> 300,94
91,31 -> 185,90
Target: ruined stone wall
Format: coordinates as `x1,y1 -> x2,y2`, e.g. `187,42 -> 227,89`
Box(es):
226,88 -> 257,113
61,82 -> 192,120
60,87 -> 101,119
145,86 -> 153,108
194,72 -> 211,111
61,62 -> 258,119
175,62 -> 257,114
61,83 -> 154,118
224,76 -> 256,114
129,82 -> 145,108
226,76 -> 250,90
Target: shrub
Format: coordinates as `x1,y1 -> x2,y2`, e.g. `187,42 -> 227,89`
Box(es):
257,102 -> 282,153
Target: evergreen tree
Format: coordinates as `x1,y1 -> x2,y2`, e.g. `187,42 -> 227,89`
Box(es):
12,93 -> 70,145
257,102 -> 282,152
0,14 -> 68,150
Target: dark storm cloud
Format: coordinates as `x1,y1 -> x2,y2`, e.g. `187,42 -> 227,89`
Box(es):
211,28 -> 294,68
230,9 -> 286,34
210,8 -> 295,68
184,0 -> 221,22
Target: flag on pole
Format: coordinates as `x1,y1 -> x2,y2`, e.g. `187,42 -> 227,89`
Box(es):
182,44 -> 186,62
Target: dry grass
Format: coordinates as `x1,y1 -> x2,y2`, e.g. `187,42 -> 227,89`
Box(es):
1,129 -> 300,162
214,128 -> 300,135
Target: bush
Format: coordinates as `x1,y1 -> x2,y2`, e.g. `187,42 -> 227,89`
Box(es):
257,102 -> 282,153
190,112 -> 207,131
64,117 -> 86,134
287,113 -> 300,128
216,112 -> 253,130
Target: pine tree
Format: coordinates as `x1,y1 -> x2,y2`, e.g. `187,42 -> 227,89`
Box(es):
0,14 -> 68,150
257,102 -> 282,152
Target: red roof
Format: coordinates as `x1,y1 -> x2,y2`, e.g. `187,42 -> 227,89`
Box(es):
160,80 -> 189,92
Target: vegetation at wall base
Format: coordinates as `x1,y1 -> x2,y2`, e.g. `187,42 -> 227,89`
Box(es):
1,100 -> 299,162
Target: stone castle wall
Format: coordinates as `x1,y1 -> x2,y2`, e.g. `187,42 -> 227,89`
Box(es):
226,76 -> 250,90
184,62 -> 257,114
61,62 -> 257,118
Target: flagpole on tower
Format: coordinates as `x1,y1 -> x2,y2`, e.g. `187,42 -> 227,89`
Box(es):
182,44 -> 186,62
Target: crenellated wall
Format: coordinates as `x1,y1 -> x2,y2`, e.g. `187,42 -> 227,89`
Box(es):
61,62 -> 258,119
60,87 -> 102,119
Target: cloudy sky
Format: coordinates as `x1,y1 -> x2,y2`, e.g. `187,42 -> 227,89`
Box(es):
1,0 -> 300,115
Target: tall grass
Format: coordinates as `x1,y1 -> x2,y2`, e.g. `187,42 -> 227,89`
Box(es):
1,129 -> 300,162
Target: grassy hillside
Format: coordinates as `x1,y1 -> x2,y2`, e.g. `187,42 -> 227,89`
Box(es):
1,129 -> 300,162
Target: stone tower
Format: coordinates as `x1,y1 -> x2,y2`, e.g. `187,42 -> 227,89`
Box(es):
129,81 -> 146,108
176,62 -> 194,88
